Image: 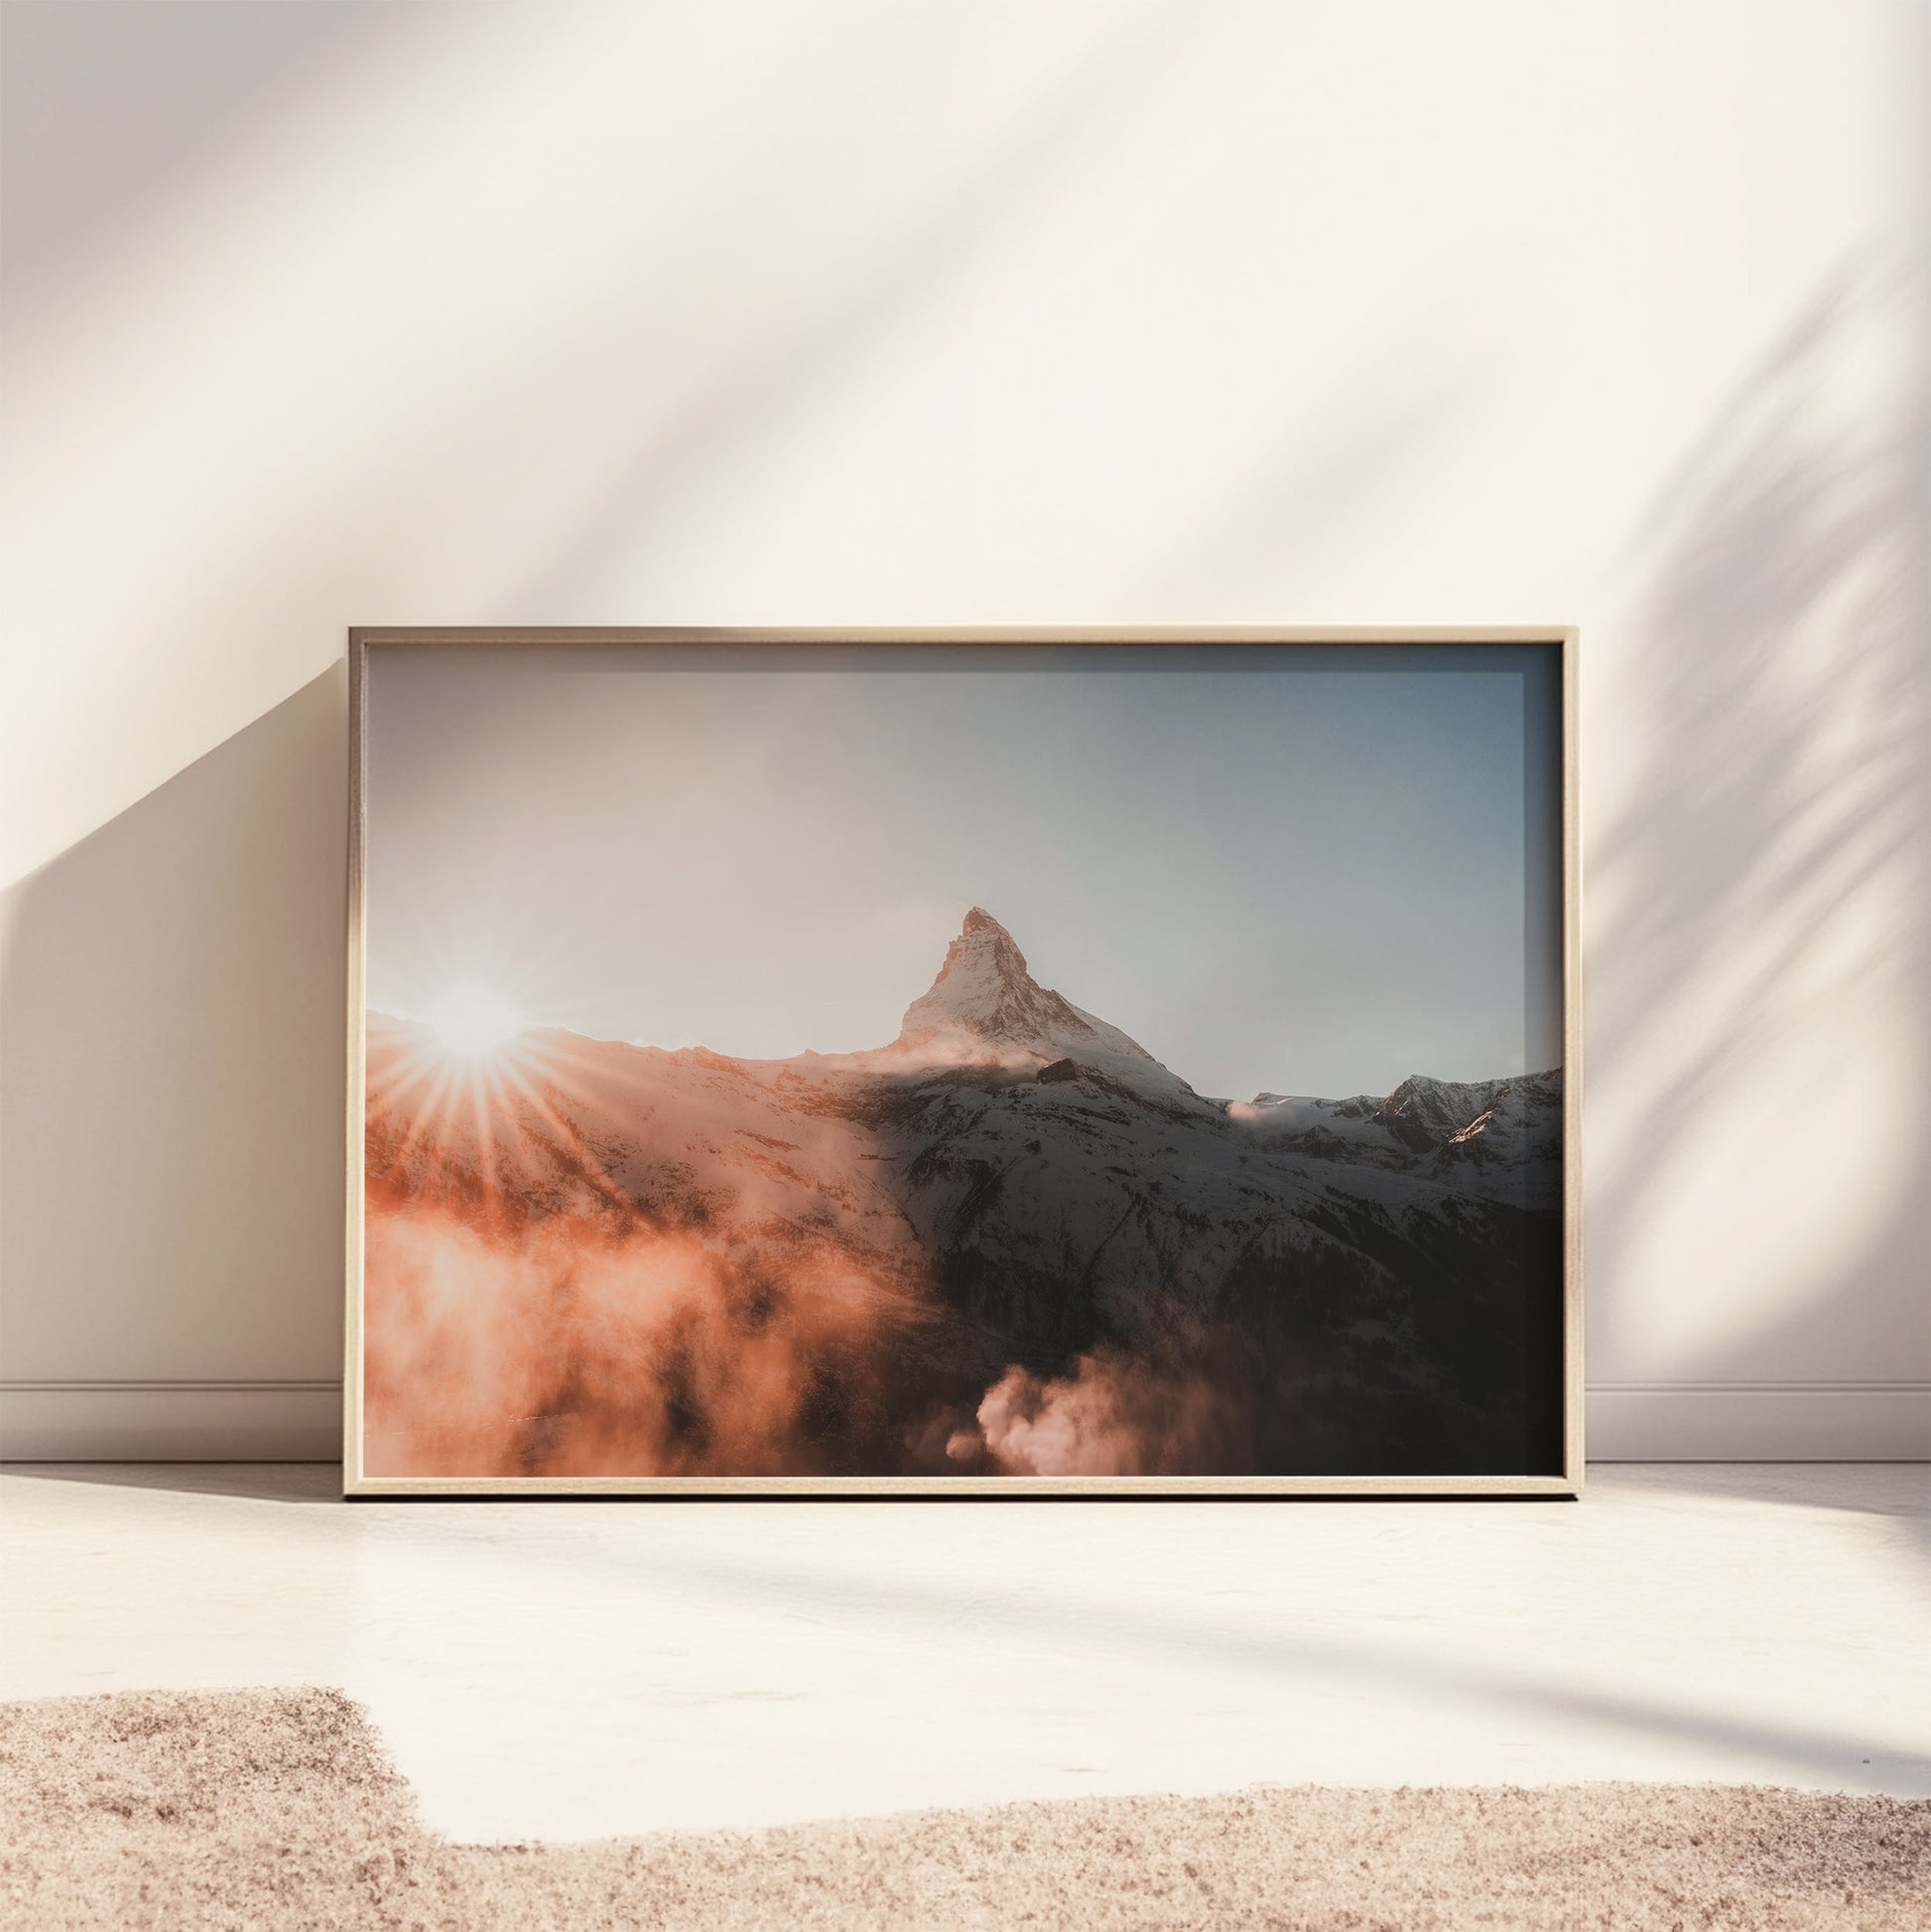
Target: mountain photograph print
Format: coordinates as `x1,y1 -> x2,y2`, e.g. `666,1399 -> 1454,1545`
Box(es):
347,632 -> 1578,1494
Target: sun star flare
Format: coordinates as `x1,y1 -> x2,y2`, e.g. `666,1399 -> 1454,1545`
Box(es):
422,984 -> 525,1062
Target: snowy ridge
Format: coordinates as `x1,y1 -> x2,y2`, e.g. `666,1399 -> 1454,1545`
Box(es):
365,909 -> 1564,1475
1231,1069 -> 1562,1211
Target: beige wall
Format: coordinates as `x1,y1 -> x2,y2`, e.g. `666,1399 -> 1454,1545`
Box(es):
2,0 -> 1924,1459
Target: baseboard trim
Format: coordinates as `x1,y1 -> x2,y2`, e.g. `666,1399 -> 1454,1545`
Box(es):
1586,1383 -> 1930,1461
2,1379 -> 1925,1464
0,1382 -> 341,1461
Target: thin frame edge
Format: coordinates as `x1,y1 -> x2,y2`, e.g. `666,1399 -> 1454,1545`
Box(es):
343,635 -> 369,1495
341,626 -> 1583,1499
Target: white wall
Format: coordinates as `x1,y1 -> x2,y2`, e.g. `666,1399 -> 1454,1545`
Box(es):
2,0 -> 1924,1461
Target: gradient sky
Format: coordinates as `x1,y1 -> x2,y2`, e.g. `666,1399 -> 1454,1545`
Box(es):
365,641 -> 1562,1099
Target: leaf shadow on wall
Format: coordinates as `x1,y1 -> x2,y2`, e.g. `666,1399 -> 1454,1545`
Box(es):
0,669 -> 348,1384
1588,250 -> 1931,1401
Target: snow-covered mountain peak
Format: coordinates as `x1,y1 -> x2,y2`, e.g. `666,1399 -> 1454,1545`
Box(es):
1231,1067 -> 1563,1209
886,909 -> 1192,1097
960,904 -> 1013,943
894,908 -> 1092,1058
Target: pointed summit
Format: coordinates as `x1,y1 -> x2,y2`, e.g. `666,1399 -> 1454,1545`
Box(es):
889,911 -> 1195,1104
895,909 -> 1077,1056
962,905 -> 1016,943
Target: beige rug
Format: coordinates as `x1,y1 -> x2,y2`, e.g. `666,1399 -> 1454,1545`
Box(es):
2,1689 -> 1924,1930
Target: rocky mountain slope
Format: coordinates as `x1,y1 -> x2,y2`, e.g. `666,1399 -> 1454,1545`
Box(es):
364,910 -> 1563,1479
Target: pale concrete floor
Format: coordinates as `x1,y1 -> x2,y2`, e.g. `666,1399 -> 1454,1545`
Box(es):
2,1464 -> 1925,1843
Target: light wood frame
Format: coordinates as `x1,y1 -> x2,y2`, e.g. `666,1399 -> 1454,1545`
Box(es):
344,627 -> 1583,1498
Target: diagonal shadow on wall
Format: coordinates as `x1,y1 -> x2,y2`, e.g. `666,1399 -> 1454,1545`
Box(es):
0,668 -> 348,1384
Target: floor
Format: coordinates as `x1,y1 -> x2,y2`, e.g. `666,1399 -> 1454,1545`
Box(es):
2,1464 -> 1925,1844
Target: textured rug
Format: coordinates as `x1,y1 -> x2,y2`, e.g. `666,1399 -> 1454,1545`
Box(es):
2,1689 -> 1925,1930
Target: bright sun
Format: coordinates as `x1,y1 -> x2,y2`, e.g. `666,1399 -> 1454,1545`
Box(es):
423,984 -> 525,1060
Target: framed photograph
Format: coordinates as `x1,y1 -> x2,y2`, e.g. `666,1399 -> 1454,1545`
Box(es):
344,629 -> 1581,1496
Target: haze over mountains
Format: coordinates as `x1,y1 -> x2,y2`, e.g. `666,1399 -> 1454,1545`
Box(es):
364,910 -> 1562,1479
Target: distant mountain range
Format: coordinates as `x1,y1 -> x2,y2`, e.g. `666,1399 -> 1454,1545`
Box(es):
364,909 -> 1563,1479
